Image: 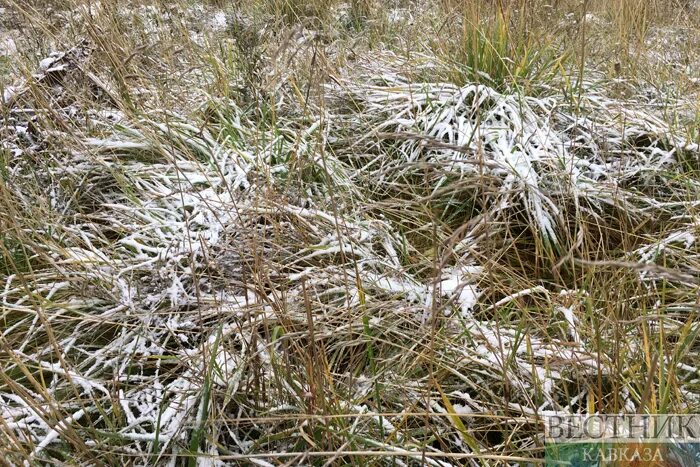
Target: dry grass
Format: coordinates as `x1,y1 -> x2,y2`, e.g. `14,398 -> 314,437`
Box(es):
1,0 -> 700,465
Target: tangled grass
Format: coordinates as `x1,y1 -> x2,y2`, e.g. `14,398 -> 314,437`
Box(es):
2,1 -> 700,465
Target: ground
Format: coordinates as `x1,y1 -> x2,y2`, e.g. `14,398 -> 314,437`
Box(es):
2,0 -> 700,465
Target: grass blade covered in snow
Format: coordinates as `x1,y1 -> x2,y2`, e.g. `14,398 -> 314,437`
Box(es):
2,0 -> 700,464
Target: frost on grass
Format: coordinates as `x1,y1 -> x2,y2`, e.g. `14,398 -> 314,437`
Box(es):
328,68 -> 700,249
2,45 -> 700,465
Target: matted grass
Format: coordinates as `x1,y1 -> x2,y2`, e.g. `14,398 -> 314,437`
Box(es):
1,0 -> 700,465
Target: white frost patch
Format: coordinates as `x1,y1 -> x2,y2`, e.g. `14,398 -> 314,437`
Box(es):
635,218 -> 699,284
638,227 -> 697,263
633,222 -> 699,285
36,53 -> 67,74
31,409 -> 86,459
2,85 -> 20,104
359,263 -> 481,318
208,11 -> 228,31
426,266 -> 482,317
557,305 -> 579,343
0,34 -> 16,55
388,8 -> 411,24
359,269 -> 424,303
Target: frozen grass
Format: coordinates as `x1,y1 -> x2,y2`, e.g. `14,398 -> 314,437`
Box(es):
2,0 -> 700,465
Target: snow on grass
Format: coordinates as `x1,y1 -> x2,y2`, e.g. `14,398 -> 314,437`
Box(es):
330,70 -> 700,253
2,21 -> 700,463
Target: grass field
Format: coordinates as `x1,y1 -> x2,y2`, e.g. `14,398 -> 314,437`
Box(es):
2,0 -> 700,464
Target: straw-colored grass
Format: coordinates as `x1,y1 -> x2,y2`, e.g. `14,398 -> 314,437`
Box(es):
1,0 -> 700,464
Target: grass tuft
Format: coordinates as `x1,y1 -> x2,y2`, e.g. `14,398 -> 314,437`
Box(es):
1,0 -> 700,464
